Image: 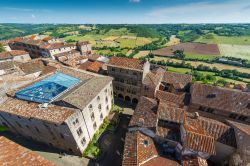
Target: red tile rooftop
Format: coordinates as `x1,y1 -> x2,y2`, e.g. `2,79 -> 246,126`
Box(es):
123,131 -> 180,166
0,97 -> 77,124
87,61 -> 103,73
191,83 -> 250,116
183,116 -> 216,155
0,136 -> 55,166
157,100 -> 185,123
107,56 -> 145,70
162,71 -> 192,87
129,97 -> 158,128
227,120 -> 250,136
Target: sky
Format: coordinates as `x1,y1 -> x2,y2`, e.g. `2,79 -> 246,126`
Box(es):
0,0 -> 250,24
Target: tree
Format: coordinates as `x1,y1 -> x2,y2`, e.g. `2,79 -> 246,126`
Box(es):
0,44 -> 4,53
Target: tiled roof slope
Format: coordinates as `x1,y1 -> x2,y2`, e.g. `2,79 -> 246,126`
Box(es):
17,59 -> 45,74
157,100 -> 185,123
162,71 -> 192,87
108,56 -> 144,70
191,83 -> 250,116
122,131 -> 180,166
59,76 -> 113,110
0,136 -> 55,166
227,120 -> 250,136
129,97 -> 158,128
197,116 -> 237,147
143,68 -> 165,87
156,90 -> 187,105
0,97 -> 77,124
87,61 -> 103,73
183,117 -> 216,155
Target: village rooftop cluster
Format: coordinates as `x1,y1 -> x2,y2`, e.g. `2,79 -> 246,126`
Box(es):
0,35 -> 249,166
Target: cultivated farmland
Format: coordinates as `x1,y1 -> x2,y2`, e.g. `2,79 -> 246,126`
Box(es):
153,42 -> 220,57
219,44 -> 250,61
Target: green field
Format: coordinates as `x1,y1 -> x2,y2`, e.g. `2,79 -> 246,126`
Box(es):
0,126 -> 8,132
167,66 -> 248,85
219,44 -> 250,61
185,53 -> 218,60
195,34 -> 250,45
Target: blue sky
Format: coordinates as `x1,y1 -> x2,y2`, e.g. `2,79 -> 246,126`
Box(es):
0,0 -> 250,24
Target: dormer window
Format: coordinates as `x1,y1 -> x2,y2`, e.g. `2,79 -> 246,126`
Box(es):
207,94 -> 216,98
143,140 -> 149,147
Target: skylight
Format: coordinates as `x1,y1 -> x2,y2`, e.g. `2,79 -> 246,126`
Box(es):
16,72 -> 80,103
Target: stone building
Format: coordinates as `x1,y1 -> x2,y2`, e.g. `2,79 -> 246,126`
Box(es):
0,65 -> 113,155
189,83 -> 250,124
227,121 -> 250,166
8,36 -> 91,59
107,56 -> 150,104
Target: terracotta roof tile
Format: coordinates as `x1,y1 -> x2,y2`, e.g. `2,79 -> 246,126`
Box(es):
143,68 -> 165,87
123,131 -> 179,166
0,136 -> 55,166
162,72 -> 192,88
191,83 -> 250,116
157,100 -> 185,123
183,116 -> 216,155
17,59 -> 45,74
87,61 -> 103,73
78,61 -> 93,70
129,97 -> 158,128
108,56 -> 145,70
156,90 -> 187,105
197,116 -> 237,147
0,97 -> 77,124
227,120 -> 250,136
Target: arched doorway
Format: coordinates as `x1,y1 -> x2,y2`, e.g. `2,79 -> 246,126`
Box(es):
118,94 -> 124,99
125,96 -> 131,102
132,98 -> 138,104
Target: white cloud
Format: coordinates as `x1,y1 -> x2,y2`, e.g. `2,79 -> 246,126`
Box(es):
147,0 -> 250,23
129,0 -> 140,3
31,14 -> 36,19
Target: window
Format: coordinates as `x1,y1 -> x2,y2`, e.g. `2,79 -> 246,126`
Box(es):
81,137 -> 86,146
91,112 -> 95,121
133,72 -> 137,76
88,104 -> 93,112
35,127 -> 40,133
77,127 -> 83,136
238,115 -> 247,121
229,113 -> 238,119
93,122 -> 97,130
97,96 -> 100,101
98,104 -> 102,112
60,133 -> 64,139
144,86 -> 149,91
105,89 -> 108,93
75,118 -> 79,125
112,68 -> 115,72
106,97 -> 108,103
16,122 -> 22,128
106,105 -> 109,112
207,94 -> 216,98
100,113 -> 103,120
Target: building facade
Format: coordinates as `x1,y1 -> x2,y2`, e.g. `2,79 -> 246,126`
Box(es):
0,65 -> 113,155
107,56 -> 150,104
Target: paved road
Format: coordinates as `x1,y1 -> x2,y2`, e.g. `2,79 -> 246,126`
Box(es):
89,114 -> 132,166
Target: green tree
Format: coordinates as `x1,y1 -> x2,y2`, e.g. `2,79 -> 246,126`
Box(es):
0,44 -> 4,53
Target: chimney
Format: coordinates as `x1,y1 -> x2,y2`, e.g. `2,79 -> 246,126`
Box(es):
194,112 -> 199,119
